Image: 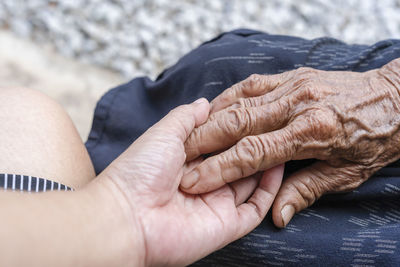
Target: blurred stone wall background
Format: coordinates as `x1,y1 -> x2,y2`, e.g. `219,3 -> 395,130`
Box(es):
0,0 -> 400,139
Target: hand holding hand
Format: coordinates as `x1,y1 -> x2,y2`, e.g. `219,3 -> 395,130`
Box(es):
97,98 -> 283,266
181,59 -> 400,228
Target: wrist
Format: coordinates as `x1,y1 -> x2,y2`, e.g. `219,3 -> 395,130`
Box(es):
81,176 -> 146,266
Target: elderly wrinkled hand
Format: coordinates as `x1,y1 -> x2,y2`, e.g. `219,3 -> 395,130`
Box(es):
180,58 -> 400,228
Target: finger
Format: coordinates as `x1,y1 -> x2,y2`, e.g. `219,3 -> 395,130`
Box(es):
232,94 -> 271,109
181,122 -> 303,194
231,78 -> 302,109
210,73 -> 283,114
182,156 -> 237,195
234,164 -> 284,239
117,98 -> 210,193
271,161 -> 363,228
131,97 -> 210,172
185,100 -> 290,161
229,172 -> 261,206
149,98 -> 210,143
183,157 -> 203,175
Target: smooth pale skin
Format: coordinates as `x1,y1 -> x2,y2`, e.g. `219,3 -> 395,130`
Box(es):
0,87 -> 95,189
0,98 -> 284,266
181,58 -> 400,228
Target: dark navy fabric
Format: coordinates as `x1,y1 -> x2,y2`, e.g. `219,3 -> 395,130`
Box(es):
86,29 -> 400,266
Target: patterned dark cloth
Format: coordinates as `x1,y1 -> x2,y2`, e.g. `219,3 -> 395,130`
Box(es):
86,29 -> 400,266
0,174 -> 73,192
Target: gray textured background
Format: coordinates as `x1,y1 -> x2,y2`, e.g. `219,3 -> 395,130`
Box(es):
2,0 -> 400,78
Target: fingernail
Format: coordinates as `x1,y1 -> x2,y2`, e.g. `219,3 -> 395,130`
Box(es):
181,170 -> 199,189
193,98 -> 207,105
281,205 -> 295,227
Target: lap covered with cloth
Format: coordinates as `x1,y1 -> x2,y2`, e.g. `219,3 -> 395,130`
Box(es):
86,29 -> 400,266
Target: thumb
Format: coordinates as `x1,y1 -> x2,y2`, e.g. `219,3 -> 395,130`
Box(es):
150,98 -> 210,143
272,161 -> 362,228
129,97 -> 210,174
106,98 -> 210,199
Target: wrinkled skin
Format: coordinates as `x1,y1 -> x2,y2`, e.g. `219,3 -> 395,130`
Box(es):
181,58 -> 400,228
99,98 -> 284,266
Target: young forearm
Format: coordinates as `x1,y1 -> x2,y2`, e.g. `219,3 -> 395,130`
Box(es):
0,178 -> 142,267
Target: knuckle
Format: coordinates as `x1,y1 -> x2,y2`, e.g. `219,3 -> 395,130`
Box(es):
297,109 -> 338,144
296,67 -> 318,77
230,99 -> 246,109
242,74 -> 264,95
299,84 -> 319,101
186,127 -> 202,147
296,111 -> 339,157
277,98 -> 291,115
247,74 -> 263,86
219,152 -> 246,183
219,90 -> 234,105
292,68 -> 320,91
286,176 -> 323,208
230,82 -> 243,95
289,67 -> 320,91
309,109 -> 338,139
219,108 -> 253,138
238,97 -> 259,108
283,127 -> 301,156
235,136 -> 266,171
236,99 -> 246,108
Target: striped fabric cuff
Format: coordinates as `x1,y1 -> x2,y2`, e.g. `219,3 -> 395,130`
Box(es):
0,174 -> 74,192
